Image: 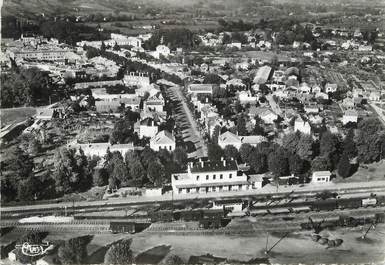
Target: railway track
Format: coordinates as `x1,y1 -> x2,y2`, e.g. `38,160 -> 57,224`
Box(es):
3,183 -> 385,217
2,206 -> 384,235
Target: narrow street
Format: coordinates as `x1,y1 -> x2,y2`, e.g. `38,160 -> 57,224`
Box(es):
166,85 -> 207,158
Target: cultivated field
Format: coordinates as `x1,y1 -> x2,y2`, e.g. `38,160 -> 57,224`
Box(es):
0,107 -> 36,127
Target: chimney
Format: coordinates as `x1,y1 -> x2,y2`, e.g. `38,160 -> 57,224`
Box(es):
152,120 -> 154,126
223,160 -> 226,167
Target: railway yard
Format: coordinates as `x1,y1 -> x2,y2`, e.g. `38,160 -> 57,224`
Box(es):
1,183 -> 385,263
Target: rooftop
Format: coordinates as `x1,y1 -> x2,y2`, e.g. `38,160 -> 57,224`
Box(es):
151,130 -> 175,145
189,159 -> 238,173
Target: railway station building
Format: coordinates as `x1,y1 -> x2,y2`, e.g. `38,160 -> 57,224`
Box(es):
171,158 -> 251,194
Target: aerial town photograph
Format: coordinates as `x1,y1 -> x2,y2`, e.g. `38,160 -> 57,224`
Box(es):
0,0 -> 385,264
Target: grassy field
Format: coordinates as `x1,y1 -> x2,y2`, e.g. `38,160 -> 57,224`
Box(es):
0,107 -> 36,128
335,161 -> 385,183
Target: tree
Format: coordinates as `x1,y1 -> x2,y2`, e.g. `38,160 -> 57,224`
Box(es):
320,131 -> 339,156
203,73 -> 223,84
224,145 -> 239,161
311,155 -> 332,172
172,147 -> 188,167
147,162 -> 165,186
282,132 -> 301,153
141,147 -> 156,169
338,153 -> 351,178
19,133 -> 41,155
6,147 -> 34,180
130,160 -> 146,185
113,42 -> 121,51
53,147 -> 92,194
17,176 -> 43,201
355,118 -> 385,163
1,67 -> 53,107
104,239 -> 133,265
58,236 -> 91,265
342,129 -> 357,159
239,143 -> 254,163
207,143 -> 224,161
163,255 -> 184,265
296,134 -> 313,161
100,41 -> 106,52
111,158 -> 129,187
211,125 -> 221,144
288,153 -> 304,175
236,115 -> 247,135
253,116 -> 265,136
267,149 -> 289,177
248,149 -> 267,173
93,168 -> 109,186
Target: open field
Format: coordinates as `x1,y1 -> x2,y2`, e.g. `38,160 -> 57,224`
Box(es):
130,224 -> 385,264
335,161 -> 385,183
0,107 -> 36,128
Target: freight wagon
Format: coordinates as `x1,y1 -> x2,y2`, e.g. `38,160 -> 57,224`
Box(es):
109,222 -> 150,234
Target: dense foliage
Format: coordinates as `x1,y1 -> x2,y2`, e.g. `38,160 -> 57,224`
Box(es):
1,68 -> 53,108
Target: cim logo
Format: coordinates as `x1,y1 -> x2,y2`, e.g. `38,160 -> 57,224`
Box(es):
15,242 -> 52,257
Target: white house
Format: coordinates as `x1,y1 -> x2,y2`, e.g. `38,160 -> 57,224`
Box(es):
36,108 -> 54,120
150,130 -> 176,151
248,174 -> 264,189
239,90 -> 258,104
325,83 -> 338,93
253,66 -> 272,84
218,131 -> 242,150
67,142 -> 136,158
252,108 -> 278,124
188,84 -> 214,95
144,92 -> 165,112
299,82 -> 311,93
311,171 -> 332,184
294,116 -> 311,134
123,72 -> 151,88
369,91 -> 380,101
153,45 -> 170,59
138,118 -> 158,139
171,158 -> 250,194
218,131 -> 267,150
342,109 -> 358,125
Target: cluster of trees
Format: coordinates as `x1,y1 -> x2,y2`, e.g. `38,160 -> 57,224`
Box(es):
222,32 -> 248,45
104,239 -> 133,264
109,110 -> 140,144
53,148 -> 96,195
1,147 -> 55,203
208,142 -> 302,179
1,68 -> 53,108
95,146 -> 188,189
39,20 -> 108,45
208,118 -> 385,180
274,24 -> 315,46
57,236 -> 92,264
218,19 -> 254,32
143,28 -> 201,50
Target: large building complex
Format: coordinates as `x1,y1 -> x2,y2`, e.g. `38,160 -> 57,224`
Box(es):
171,158 -> 251,194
